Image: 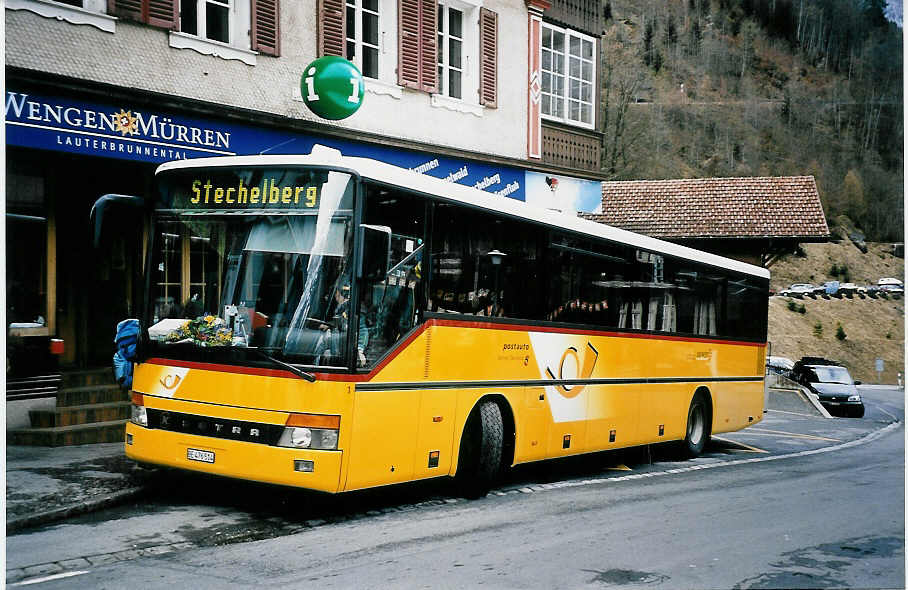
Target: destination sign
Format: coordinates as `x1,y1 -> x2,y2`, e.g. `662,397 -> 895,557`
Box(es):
189,178 -> 319,208
157,167 -> 339,211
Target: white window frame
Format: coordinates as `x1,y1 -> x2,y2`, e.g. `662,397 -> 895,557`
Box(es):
7,0 -> 116,33
346,0 -> 382,80
170,0 -> 254,64
540,22 -> 596,130
435,0 -> 479,104
437,2 -> 464,99
181,0 -> 234,44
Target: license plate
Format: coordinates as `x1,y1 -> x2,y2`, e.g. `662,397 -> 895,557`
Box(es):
187,448 -> 215,463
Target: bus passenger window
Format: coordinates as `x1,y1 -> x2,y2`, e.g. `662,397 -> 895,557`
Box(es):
430,203 -> 543,321
360,184 -> 426,367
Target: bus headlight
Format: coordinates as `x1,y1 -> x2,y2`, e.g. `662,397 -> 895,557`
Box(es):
130,392 -> 148,427
277,427 -> 338,450
276,413 -> 340,450
291,427 -> 312,448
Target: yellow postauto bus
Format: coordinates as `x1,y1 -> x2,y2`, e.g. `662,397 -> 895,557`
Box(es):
109,146 -> 769,498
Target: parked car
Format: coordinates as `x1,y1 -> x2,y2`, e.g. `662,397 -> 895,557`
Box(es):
779,283 -> 816,298
838,282 -> 858,295
766,356 -> 795,378
791,357 -> 865,418
877,277 -> 904,296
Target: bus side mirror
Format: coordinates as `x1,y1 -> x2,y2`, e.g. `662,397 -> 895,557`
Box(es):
90,194 -> 145,249
358,224 -> 391,281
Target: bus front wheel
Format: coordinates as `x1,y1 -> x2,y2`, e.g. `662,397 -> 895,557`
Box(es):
681,393 -> 710,459
456,400 -> 504,499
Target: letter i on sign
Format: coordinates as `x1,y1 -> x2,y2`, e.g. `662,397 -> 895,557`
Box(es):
305,67 -> 319,101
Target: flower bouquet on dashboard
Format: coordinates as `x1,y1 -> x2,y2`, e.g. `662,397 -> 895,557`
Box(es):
165,315 -> 233,347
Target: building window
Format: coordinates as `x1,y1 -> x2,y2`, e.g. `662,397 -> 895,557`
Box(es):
10,0 -> 116,32
6,173 -> 47,327
437,3 -> 464,99
107,0 -> 278,56
181,0 -> 231,44
541,23 -> 595,128
346,0 -> 380,78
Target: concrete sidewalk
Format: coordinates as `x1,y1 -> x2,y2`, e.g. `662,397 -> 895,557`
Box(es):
6,442 -> 146,533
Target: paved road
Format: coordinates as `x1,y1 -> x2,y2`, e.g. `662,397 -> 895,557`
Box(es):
8,387 -> 904,589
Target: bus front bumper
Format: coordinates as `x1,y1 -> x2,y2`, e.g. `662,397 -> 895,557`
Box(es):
125,422 -> 343,493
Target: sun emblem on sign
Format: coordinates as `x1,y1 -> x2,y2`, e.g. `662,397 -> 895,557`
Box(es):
113,109 -> 138,136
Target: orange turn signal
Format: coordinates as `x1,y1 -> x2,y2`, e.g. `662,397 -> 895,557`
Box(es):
131,392 -> 144,406
285,413 -> 340,429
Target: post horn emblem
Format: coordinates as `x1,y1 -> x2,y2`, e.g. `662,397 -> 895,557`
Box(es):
545,342 -> 598,398
160,374 -> 182,390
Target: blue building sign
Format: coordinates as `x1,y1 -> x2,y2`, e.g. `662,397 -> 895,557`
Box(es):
5,90 -> 526,201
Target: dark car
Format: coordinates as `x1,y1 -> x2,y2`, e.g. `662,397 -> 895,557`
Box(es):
792,359 -> 865,417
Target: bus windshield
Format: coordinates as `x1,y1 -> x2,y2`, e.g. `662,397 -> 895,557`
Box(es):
146,166 -> 356,368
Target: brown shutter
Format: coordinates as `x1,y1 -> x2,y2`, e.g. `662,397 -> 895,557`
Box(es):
317,0 -> 345,57
478,7 -> 497,107
108,0 -> 176,29
147,0 -> 178,30
417,0 -> 437,92
398,0 -> 422,88
108,0 -> 144,23
398,0 -> 437,92
252,0 -> 281,56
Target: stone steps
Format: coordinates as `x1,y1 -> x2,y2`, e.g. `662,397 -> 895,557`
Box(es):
29,401 -> 132,428
56,384 -> 128,408
9,367 -> 131,447
7,420 -> 128,447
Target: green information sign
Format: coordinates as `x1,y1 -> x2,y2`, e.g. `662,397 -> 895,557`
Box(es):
301,56 -> 366,120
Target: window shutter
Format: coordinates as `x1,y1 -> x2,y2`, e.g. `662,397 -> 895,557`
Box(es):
478,7 -> 497,108
146,0 -> 178,30
108,0 -> 144,23
252,0 -> 281,56
317,0 -> 345,57
417,0 -> 437,92
398,0 -> 437,92
107,0 -> 176,29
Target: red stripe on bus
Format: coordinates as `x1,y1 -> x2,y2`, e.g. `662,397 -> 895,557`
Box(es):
143,358 -> 300,378
144,320 -> 764,381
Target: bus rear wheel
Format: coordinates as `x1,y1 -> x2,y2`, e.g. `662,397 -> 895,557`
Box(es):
680,394 -> 710,459
456,400 -> 504,499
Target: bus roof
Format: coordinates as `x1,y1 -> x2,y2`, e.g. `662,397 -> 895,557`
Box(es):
157,146 -> 770,280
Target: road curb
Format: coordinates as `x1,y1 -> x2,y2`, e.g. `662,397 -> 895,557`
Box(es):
6,487 -> 146,534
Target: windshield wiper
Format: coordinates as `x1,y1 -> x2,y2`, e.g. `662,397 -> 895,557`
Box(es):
249,347 -> 316,382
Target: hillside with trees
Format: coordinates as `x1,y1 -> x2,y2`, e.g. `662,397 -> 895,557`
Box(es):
600,0 -> 903,241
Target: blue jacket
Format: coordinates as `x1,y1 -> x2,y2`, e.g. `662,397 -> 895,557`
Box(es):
113,319 -> 140,388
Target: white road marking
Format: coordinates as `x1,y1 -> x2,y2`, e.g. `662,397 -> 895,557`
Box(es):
521,422 -> 901,493
745,428 -> 841,442
11,570 -> 90,586
711,435 -> 769,453
877,406 -> 899,421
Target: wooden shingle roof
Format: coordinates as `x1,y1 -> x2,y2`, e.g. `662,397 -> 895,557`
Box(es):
581,176 -> 830,240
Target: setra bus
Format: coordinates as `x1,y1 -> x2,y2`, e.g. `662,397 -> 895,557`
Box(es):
103,145 -> 769,497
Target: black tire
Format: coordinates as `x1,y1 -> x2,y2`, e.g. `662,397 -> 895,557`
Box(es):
680,394 -> 710,459
455,400 -> 504,499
